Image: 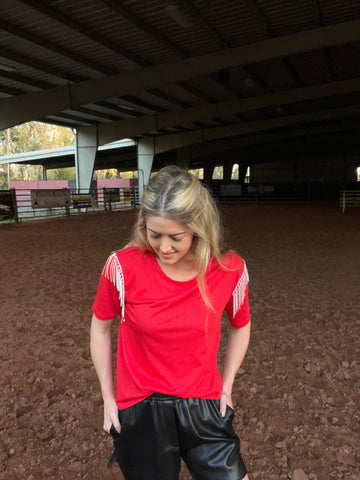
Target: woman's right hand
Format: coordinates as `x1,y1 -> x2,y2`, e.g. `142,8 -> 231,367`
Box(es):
103,396 -> 121,434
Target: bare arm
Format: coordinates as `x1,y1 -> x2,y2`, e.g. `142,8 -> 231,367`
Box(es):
220,321 -> 251,416
90,314 -> 121,432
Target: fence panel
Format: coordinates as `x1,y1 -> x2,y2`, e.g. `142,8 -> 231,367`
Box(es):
6,184 -> 354,222
0,189 -> 18,221
10,186 -> 139,221
210,183 -> 311,204
340,190 -> 360,213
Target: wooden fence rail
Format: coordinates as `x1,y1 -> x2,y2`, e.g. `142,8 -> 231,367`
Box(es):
340,190 -> 360,213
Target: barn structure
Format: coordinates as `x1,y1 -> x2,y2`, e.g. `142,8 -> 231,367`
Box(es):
1,0 -> 360,201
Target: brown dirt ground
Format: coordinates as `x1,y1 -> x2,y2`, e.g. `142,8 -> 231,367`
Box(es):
0,204 -> 359,480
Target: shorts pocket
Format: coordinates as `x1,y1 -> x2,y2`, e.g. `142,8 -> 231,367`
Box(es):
109,424 -> 121,439
108,412 -> 123,469
206,399 -> 236,436
211,399 -> 234,418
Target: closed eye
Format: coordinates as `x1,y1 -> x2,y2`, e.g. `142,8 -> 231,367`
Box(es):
150,234 -> 183,242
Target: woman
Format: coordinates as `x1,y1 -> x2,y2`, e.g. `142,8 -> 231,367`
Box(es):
91,165 -> 251,480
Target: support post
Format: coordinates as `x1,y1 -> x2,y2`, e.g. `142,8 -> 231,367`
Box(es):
75,126 -> 98,193
223,163 -> 233,182
203,163 -> 215,186
238,163 -> 249,184
137,138 -> 155,201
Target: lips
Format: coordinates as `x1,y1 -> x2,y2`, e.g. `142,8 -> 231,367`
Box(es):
160,251 -> 176,260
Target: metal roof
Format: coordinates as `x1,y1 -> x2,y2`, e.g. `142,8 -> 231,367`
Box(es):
0,0 -> 360,157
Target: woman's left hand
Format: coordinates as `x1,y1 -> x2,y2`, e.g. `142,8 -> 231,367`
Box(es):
220,390 -> 233,417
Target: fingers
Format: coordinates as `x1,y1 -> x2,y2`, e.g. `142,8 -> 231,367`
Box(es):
104,421 -> 121,434
103,398 -> 121,433
220,391 -> 233,417
109,411 -> 121,433
103,418 -> 113,434
104,413 -> 121,434
219,392 -> 228,417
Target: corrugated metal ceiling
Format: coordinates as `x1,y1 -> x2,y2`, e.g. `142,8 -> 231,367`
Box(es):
0,0 -> 359,141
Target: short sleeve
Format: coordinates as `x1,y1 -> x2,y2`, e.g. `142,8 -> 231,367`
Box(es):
225,261 -> 250,328
92,253 -> 124,320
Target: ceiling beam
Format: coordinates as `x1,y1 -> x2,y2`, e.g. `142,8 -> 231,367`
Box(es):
0,70 -> 52,90
0,85 -> 23,96
0,18 -> 114,75
17,0 -> 146,67
244,0 -> 305,87
0,50 -> 146,119
311,0 -> 336,80
153,104 -> 360,154
0,47 -> 165,118
99,0 -> 220,102
172,120 -> 360,161
17,0 -> 211,104
1,19 -> 360,130
2,121 -> 357,169
174,0 -> 228,49
100,0 -> 187,58
0,45 -> 85,82
174,0 -> 253,96
48,111 -> 97,125
0,18 -> 184,112
91,78 -> 360,145
0,72 -> 131,122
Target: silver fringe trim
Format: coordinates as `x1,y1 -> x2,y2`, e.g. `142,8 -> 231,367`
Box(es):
102,253 -> 125,321
232,262 -> 249,317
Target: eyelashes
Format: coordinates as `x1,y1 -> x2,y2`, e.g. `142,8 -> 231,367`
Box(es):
149,235 -> 182,242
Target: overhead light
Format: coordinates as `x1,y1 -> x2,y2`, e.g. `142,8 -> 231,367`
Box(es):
118,104 -> 136,111
0,63 -> 16,72
110,98 -> 137,111
164,5 -> 193,28
243,77 -> 257,89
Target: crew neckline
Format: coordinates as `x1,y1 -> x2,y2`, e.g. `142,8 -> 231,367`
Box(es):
148,251 -> 198,284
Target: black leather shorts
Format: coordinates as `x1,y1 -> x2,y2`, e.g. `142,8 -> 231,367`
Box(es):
109,393 -> 247,480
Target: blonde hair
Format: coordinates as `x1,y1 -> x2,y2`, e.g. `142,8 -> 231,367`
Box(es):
129,165 -> 227,309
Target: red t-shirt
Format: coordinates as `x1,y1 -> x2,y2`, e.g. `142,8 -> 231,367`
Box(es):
92,246 -> 250,409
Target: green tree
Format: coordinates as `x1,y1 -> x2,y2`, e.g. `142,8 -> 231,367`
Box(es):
46,167 -> 75,181
0,122 -> 74,188
0,166 -> 7,189
94,168 -> 119,179
0,122 -> 74,155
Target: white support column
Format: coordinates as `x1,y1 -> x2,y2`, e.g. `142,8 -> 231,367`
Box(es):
137,138 -> 155,201
75,126 -> 98,192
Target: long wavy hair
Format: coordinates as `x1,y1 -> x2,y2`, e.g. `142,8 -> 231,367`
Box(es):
128,165 -> 228,309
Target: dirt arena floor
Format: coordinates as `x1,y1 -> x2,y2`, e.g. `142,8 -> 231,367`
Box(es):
0,203 -> 359,480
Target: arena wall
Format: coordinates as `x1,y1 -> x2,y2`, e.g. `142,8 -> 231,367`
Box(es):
250,150 -> 359,186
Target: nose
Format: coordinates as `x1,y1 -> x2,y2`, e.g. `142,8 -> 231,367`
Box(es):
160,236 -> 172,252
